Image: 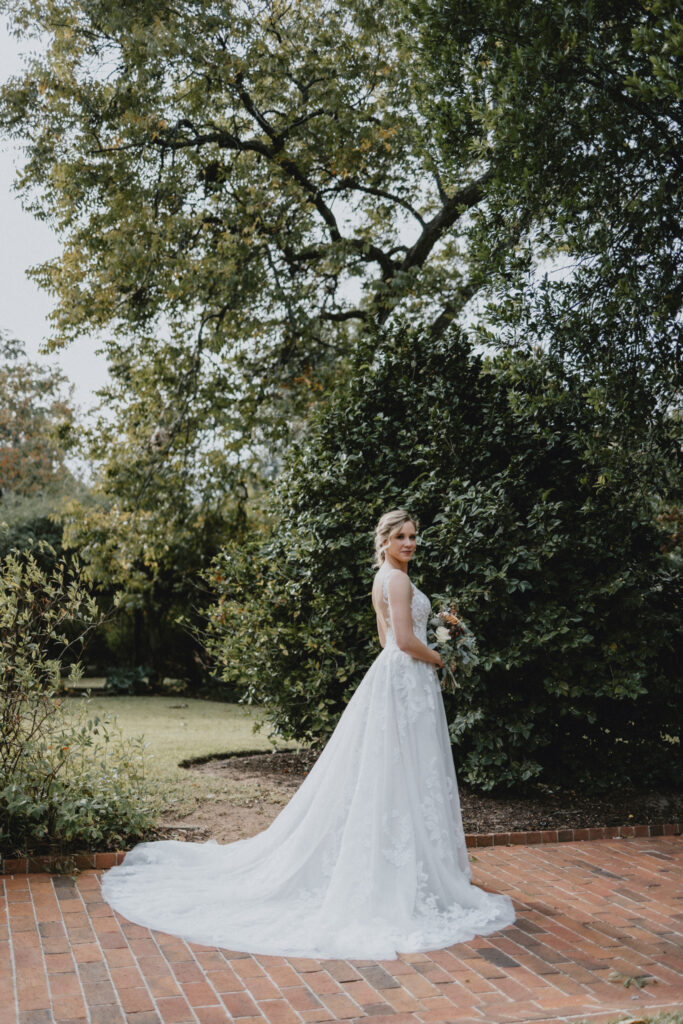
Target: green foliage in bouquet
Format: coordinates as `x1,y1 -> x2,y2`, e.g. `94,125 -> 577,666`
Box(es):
0,544 -> 160,855
204,324 -> 681,791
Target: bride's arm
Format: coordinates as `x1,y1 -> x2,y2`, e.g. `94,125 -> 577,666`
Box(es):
387,573 -> 443,667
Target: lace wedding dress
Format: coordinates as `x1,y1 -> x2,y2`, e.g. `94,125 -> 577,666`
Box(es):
101,568 -> 515,959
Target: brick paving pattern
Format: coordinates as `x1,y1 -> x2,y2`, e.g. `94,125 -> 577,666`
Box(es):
1,836 -> 681,1024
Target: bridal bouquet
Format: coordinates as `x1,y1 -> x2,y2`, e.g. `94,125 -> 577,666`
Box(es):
428,598 -> 480,695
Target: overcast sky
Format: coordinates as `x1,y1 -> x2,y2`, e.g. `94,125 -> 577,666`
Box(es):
0,18 -> 110,415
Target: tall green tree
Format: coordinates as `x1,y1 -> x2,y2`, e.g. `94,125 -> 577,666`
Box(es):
2,0 -> 677,494
0,0 -> 507,617
0,0 -> 518,636
414,0 -> 682,411
0,0 -> 499,471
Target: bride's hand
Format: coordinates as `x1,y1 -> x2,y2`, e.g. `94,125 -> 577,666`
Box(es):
432,651 -> 444,669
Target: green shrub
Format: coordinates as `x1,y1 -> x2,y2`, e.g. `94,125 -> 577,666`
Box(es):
104,664 -> 153,696
0,545 -> 160,855
203,325 -> 681,791
1,703 -> 159,855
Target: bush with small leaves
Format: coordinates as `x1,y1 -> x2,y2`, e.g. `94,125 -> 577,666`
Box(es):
203,324 -> 681,791
0,544 -> 160,856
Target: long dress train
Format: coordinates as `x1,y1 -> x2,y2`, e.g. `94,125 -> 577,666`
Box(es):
100,568 -> 515,959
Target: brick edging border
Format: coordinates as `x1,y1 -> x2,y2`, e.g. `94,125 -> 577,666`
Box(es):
1,822 -> 680,875
463,821 -> 681,848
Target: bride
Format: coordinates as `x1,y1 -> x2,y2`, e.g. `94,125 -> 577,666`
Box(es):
101,509 -> 516,959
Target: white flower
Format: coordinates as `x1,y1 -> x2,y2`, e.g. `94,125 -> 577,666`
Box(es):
435,626 -> 451,644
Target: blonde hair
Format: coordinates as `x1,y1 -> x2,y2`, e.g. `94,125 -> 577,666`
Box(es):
373,509 -> 419,567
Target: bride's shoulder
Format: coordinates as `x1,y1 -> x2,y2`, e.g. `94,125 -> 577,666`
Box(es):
378,567 -> 412,595
373,566 -> 399,587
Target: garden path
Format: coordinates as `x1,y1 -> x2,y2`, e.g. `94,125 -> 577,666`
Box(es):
1,836 -> 681,1024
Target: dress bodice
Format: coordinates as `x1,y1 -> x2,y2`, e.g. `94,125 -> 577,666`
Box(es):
381,567 -> 431,645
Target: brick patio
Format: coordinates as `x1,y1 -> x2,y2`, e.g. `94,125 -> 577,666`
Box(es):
1,836 -> 681,1024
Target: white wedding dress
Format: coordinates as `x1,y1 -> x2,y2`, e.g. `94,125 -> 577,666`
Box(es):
101,568 -> 515,959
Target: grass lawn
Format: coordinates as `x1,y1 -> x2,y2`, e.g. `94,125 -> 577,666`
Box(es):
63,695 -> 298,818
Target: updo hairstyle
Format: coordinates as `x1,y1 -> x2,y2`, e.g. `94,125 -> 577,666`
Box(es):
373,509 -> 419,567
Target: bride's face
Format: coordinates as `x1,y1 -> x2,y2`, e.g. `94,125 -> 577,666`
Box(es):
384,521 -> 417,566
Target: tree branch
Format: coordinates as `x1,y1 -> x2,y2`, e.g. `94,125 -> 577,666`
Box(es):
400,169 -> 494,274
318,308 -> 368,322
330,177 -> 426,228
125,92 -> 402,281
274,154 -> 399,277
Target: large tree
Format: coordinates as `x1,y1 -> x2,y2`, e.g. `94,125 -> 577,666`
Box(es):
0,0 -> 509,617
0,0 -> 520,639
0,0 -> 498,462
1,0 -> 678,483
414,0 -> 682,411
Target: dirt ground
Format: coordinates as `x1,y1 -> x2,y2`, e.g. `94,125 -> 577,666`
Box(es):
156,749 -> 683,844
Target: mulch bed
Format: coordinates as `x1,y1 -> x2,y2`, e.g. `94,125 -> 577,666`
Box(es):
190,748 -> 683,833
